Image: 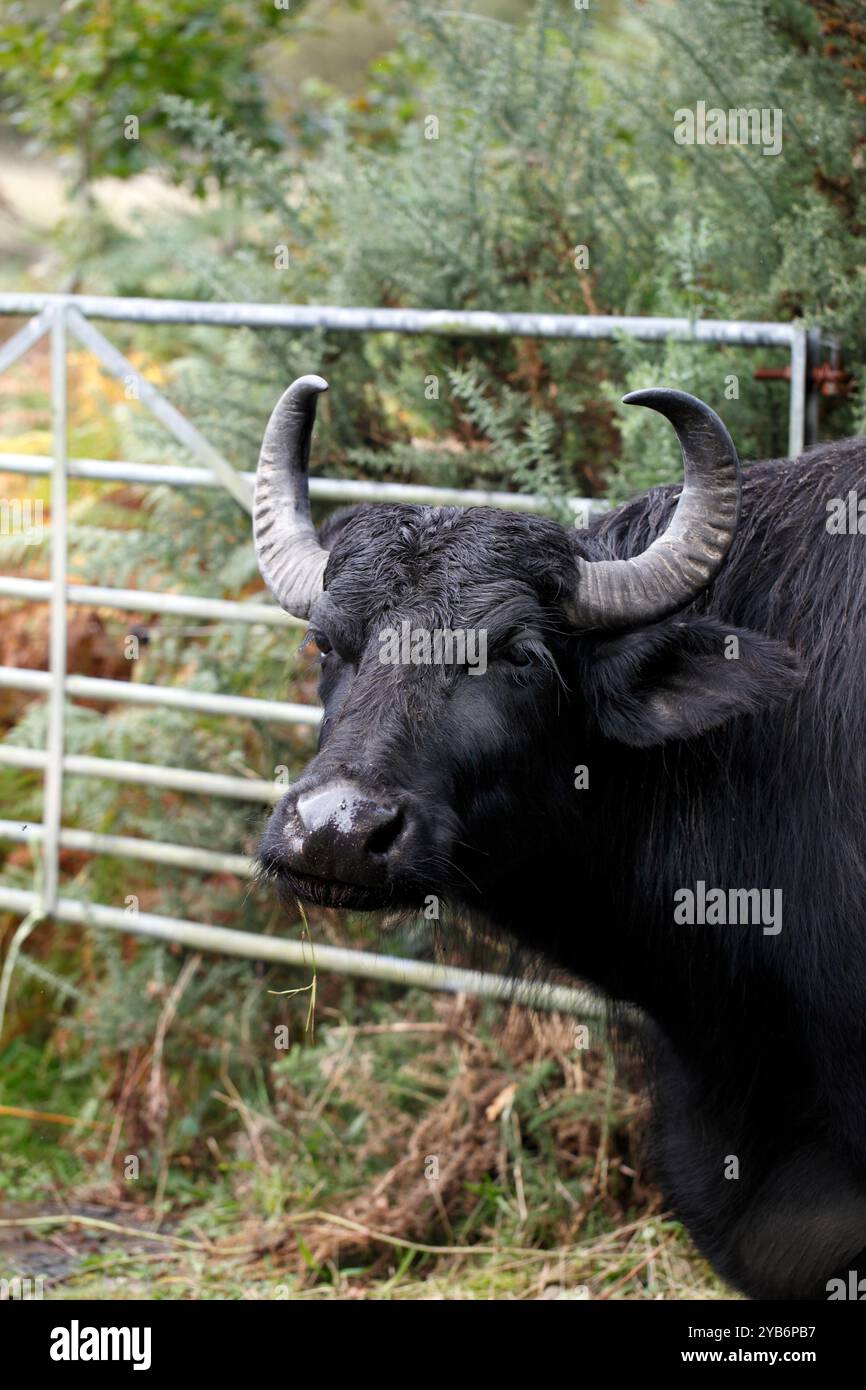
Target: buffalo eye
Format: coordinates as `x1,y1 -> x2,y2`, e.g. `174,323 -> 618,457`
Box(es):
303,631 -> 333,658
502,644 -> 534,668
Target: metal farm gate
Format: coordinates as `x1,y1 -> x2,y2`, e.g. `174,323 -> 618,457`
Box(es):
0,294 -> 818,1018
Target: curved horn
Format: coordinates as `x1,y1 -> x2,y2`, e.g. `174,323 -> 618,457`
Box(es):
574,389 -> 741,628
253,375 -> 329,619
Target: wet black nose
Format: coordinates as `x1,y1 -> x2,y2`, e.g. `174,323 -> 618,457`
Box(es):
283,780 -> 405,886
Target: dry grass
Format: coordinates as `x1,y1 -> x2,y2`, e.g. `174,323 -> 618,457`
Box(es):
2,901 -> 729,1301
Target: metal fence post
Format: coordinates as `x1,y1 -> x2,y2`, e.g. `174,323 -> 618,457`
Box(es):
805,328 -> 823,448
788,326 -> 808,459
42,303 -> 69,914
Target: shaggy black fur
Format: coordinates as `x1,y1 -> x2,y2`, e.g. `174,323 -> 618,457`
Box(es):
258,438 -> 866,1300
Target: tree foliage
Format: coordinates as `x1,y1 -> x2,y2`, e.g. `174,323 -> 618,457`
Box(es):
0,0 -> 294,192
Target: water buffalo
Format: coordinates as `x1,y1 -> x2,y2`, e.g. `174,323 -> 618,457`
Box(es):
254,375 -> 866,1300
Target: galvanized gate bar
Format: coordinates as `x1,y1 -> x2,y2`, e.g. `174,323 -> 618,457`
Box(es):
0,575 -> 301,627
0,745 -> 284,803
0,292 -> 798,346
0,820 -> 253,878
0,309 -> 52,375
41,306 -> 68,914
0,664 -> 322,727
0,884 -> 603,1017
0,452 -> 607,521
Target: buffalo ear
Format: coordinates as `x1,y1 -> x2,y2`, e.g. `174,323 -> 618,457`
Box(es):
581,616 -> 802,748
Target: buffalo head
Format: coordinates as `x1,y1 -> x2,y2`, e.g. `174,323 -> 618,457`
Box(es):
254,378 -> 797,915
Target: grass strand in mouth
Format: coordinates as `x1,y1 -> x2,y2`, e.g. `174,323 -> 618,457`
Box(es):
268,899 -> 318,1042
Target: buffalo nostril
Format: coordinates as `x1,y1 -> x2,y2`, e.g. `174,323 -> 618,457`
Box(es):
365,808 -> 405,858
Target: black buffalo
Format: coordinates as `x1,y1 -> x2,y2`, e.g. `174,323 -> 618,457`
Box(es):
254,376 -> 866,1301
